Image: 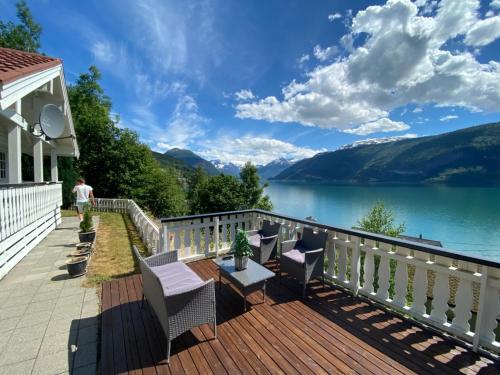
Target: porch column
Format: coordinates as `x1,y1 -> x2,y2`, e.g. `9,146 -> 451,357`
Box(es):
33,138 -> 44,182
50,148 -> 58,182
7,123 -> 22,184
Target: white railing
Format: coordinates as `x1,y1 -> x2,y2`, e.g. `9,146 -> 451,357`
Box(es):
92,198 -> 160,255
163,211 -> 254,262
160,209 -> 500,355
0,182 -> 62,278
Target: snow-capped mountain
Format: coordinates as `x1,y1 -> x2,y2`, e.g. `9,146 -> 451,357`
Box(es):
339,135 -> 417,150
258,158 -> 295,180
210,160 -> 241,177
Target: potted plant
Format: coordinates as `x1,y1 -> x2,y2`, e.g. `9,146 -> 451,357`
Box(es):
233,229 -> 253,271
66,256 -> 88,277
78,205 -> 96,243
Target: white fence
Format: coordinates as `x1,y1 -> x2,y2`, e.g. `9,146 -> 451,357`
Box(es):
92,198 -> 160,255
160,209 -> 500,355
0,182 -> 62,279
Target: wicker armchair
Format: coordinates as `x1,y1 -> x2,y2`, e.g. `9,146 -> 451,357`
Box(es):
133,246 -> 216,362
279,227 -> 328,298
246,220 -> 281,264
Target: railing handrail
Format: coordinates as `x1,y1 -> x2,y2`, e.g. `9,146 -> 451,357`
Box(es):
162,208 -> 500,268
0,181 -> 62,189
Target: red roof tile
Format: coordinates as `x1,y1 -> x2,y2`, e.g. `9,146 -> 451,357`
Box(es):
0,47 -> 61,85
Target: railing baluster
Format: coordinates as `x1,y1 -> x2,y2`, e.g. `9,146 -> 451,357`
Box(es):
377,243 -> 391,301
350,236 -> 361,295
411,250 -> 429,315
430,255 -> 452,324
393,247 -> 410,308
361,239 -> 376,294
451,260 -> 474,334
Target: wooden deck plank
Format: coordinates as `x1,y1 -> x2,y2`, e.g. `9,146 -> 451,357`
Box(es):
118,278 -> 144,375
101,281 -> 114,375
100,259 -> 500,375
123,276 -> 158,375
110,277 -> 128,374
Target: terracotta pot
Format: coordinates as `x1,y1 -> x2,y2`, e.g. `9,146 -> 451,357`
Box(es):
66,256 -> 88,278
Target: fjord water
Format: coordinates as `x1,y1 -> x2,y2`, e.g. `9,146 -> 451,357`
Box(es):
266,182 -> 500,260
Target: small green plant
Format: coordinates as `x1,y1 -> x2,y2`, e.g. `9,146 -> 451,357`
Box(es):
79,205 -> 94,232
233,229 -> 253,257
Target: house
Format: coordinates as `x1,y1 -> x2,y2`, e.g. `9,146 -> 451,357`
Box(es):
0,47 -> 78,279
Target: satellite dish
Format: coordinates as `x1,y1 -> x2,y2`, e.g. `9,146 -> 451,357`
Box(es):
38,104 -> 65,139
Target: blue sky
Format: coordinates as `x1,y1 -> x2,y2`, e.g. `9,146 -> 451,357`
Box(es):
2,0 -> 500,165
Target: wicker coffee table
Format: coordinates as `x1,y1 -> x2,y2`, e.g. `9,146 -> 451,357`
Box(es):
212,256 -> 275,311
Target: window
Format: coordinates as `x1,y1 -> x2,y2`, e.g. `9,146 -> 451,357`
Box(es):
0,151 -> 6,180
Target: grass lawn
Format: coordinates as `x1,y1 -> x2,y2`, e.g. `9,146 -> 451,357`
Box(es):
62,209 -> 148,287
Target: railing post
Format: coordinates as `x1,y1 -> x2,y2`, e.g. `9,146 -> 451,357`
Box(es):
159,223 -> 165,254
214,216 -> 220,256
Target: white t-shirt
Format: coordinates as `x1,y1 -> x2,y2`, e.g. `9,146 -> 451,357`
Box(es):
73,184 -> 93,203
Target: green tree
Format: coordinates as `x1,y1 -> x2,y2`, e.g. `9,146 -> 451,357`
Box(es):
187,166 -> 208,212
67,66 -> 187,217
357,201 -> 405,237
357,201 -> 406,300
0,1 -> 42,52
191,175 -> 245,213
239,162 -> 273,210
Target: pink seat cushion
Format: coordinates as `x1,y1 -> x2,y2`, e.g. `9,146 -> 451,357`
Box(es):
247,233 -> 262,248
282,249 -> 305,264
152,261 -> 203,296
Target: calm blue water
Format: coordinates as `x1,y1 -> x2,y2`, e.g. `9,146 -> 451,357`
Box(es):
266,182 -> 500,260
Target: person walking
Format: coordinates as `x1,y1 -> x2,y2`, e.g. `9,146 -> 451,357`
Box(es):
73,178 -> 95,221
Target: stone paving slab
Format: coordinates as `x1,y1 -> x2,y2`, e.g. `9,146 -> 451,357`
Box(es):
0,217 -> 100,374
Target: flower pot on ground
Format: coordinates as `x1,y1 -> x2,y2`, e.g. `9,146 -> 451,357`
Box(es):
233,229 -> 253,271
70,249 -> 90,257
76,242 -> 92,251
66,256 -> 88,278
78,231 -> 96,243
79,205 -> 96,243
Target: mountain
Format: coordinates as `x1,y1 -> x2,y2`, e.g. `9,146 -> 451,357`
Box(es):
258,158 -> 295,180
211,160 -> 241,177
275,122 -> 500,186
164,148 -> 219,176
152,151 -> 194,176
339,135 -> 416,150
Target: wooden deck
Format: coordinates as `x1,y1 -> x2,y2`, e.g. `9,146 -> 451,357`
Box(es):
101,259 -> 500,374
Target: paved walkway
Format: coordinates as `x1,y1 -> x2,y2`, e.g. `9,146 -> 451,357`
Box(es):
0,217 -> 99,375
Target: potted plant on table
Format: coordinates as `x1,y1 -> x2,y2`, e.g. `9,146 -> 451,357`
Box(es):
78,205 -> 96,243
233,229 -> 253,271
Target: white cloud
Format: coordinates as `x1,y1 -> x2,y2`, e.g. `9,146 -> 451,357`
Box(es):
413,107 -> 423,113
440,115 -> 459,121
343,118 -> 410,135
235,89 -> 256,101
197,136 -> 326,166
153,95 -> 209,151
297,53 -> 310,69
328,13 -> 342,22
464,16 -> 500,46
236,0 -> 500,133
313,44 -> 339,61
91,41 -> 114,63
491,0 -> 500,9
